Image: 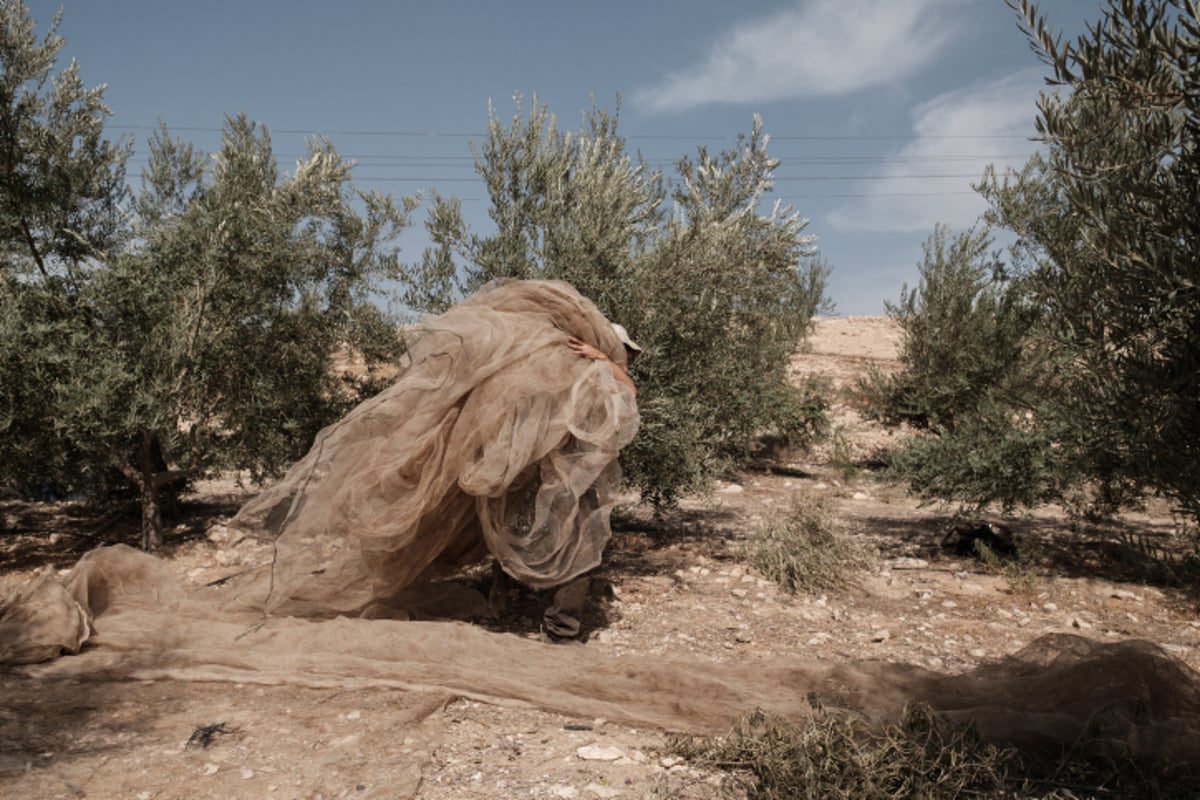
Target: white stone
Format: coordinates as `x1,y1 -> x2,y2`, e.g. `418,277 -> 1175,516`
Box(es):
576,745 -> 625,762
584,783 -> 623,798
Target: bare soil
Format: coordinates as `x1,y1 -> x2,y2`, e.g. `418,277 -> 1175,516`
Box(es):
3,317 -> 1198,799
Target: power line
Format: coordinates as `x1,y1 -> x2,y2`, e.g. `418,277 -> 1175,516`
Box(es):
348,173 -> 989,183
440,190 -> 980,202
106,123 -> 1034,142
112,121 -> 1030,201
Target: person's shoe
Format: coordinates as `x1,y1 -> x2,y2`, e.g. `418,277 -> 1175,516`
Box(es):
539,626 -> 584,646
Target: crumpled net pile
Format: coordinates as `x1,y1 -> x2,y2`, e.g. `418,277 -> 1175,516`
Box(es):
3,281 -> 1200,767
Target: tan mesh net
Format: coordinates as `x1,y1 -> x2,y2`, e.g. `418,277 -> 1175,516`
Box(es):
3,279 -> 1200,768
6,544 -> 1200,763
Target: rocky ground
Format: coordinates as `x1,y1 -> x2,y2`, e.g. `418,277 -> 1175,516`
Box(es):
3,316 -> 1198,799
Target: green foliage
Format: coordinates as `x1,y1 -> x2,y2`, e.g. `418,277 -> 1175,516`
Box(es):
0,2 -> 414,547
104,118 -> 411,547
877,225 -> 1041,432
1002,0 -> 1200,522
0,1 -> 130,277
405,97 -> 830,506
887,412 -> 1066,514
881,0 -> 1200,522
744,492 -> 870,594
863,223 -> 1066,513
0,0 -> 131,498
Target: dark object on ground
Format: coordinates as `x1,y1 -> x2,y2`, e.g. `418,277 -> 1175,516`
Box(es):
942,522 -> 1018,560
186,722 -> 233,749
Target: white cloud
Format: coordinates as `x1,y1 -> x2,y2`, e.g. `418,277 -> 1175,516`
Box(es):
632,0 -> 965,113
826,68 -> 1045,233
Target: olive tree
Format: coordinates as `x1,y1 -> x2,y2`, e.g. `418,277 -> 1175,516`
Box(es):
866,222 -> 1068,513
0,0 -> 131,495
0,1 -> 414,547
84,117 -> 413,547
406,98 -> 830,506
871,0 -> 1200,523
1006,0 -> 1200,521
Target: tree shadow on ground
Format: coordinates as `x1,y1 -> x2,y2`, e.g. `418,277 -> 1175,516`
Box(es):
0,674 -> 202,794
857,510 -> 1200,604
0,494 -> 244,577
459,503 -> 743,642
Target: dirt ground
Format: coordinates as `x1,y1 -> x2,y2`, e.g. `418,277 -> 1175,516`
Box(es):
3,316 -> 1199,799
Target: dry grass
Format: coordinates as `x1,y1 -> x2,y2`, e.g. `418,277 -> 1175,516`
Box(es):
666,703 -> 1200,800
744,492 -> 871,595
666,704 -> 1020,799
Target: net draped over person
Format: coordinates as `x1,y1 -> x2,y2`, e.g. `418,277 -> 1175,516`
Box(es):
227,279 -> 641,617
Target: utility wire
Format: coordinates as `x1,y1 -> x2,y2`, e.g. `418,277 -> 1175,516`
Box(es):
114,121 -> 1032,199
107,123 -> 1033,142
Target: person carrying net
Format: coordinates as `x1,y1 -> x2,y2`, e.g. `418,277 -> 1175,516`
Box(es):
227,279 -> 641,643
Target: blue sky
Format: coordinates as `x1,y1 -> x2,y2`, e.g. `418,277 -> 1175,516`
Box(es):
30,0 -> 1102,315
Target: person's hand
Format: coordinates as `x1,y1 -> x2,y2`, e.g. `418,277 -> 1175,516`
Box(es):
568,336 -> 637,396
567,336 -> 608,361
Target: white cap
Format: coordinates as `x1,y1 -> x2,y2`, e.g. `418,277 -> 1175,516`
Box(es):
611,323 -> 642,354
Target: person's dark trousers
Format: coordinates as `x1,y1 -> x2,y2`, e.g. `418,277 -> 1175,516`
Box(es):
541,574 -> 591,642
